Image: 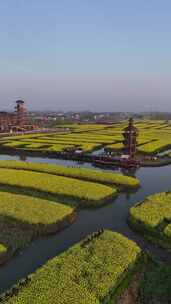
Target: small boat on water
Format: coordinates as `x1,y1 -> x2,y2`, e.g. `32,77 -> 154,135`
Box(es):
119,155 -> 140,168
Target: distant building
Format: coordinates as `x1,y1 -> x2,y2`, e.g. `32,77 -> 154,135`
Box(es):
72,113 -> 80,121
0,100 -> 35,133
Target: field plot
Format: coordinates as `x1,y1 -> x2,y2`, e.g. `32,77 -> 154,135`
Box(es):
4,230 -> 144,304
0,124 -> 115,153
104,120 -> 171,155
0,160 -> 140,190
1,120 -> 171,155
0,168 -> 117,207
0,191 -> 74,261
129,192 -> 171,249
0,159 -> 139,266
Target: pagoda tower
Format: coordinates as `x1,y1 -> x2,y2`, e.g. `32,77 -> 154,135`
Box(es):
122,118 -> 138,158
15,100 -> 27,127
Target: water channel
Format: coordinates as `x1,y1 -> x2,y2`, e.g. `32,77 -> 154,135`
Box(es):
0,153 -> 171,293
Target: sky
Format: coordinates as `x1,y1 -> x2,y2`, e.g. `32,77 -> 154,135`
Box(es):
0,0 -> 171,112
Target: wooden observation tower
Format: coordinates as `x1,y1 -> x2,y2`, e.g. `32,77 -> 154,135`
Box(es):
122,118 -> 138,159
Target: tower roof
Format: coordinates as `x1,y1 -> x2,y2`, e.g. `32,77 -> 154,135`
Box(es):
124,118 -> 138,132
16,100 -> 25,104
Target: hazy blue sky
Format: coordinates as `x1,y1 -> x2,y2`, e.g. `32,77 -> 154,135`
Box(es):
0,1 -> 171,111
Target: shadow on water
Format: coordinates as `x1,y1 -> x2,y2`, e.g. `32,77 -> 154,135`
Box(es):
0,154 -> 171,292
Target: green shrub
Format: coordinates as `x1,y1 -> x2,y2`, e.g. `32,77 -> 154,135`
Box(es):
0,244 -> 7,254
139,262 -> 171,303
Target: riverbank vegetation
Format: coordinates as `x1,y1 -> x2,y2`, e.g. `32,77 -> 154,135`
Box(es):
0,160 -> 140,190
129,192 -> 171,249
3,230 -> 145,304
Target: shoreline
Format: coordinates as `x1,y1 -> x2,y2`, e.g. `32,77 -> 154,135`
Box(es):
1,146 -> 171,168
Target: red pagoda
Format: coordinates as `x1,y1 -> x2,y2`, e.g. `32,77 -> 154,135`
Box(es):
122,118 -> 138,159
